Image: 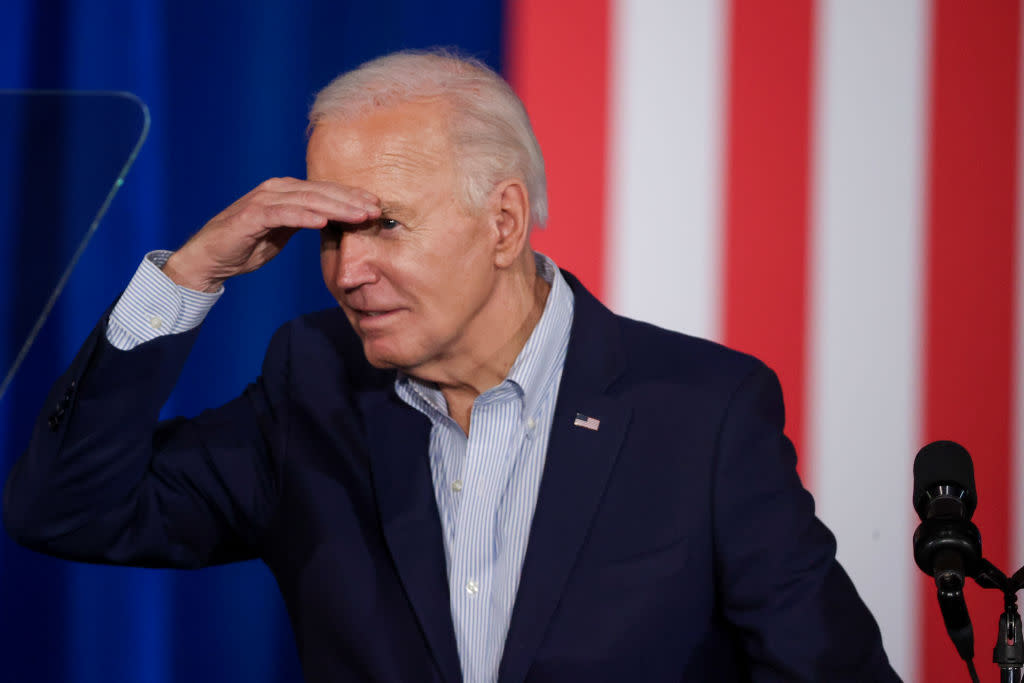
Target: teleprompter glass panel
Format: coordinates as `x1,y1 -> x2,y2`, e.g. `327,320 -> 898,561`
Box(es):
0,91 -> 149,401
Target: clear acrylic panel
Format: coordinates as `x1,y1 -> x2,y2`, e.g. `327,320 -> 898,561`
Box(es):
0,91 -> 149,400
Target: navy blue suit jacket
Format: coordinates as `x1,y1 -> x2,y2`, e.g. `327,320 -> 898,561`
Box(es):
4,272 -> 899,682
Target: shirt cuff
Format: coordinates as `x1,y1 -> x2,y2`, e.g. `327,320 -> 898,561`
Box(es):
105,250 -> 223,350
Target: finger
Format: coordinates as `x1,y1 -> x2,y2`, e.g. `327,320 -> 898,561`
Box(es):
303,180 -> 380,206
266,226 -> 300,251
269,191 -> 380,223
257,177 -> 380,208
261,204 -> 330,230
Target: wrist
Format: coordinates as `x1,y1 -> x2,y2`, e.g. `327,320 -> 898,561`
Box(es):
162,250 -> 223,293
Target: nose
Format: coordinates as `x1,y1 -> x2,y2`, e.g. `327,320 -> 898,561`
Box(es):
336,229 -> 379,291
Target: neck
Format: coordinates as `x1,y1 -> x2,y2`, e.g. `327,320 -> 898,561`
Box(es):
429,253 -> 550,433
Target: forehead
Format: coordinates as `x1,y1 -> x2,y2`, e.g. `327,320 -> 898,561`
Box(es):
306,99 -> 454,191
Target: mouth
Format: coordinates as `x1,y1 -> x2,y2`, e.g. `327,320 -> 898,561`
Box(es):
349,307 -> 403,330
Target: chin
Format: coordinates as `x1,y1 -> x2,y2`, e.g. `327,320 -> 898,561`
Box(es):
363,354 -> 397,370
359,340 -> 409,371
361,347 -> 395,369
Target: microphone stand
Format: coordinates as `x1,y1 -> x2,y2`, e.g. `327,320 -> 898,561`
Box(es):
972,559 -> 1024,682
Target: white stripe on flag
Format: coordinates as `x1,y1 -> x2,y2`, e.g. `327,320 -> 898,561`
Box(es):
606,0 -> 726,340
807,1 -> 929,680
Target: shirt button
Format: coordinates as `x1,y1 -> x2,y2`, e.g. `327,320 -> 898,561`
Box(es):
451,479 -> 463,492
148,315 -> 164,330
526,417 -> 536,430
465,579 -> 479,595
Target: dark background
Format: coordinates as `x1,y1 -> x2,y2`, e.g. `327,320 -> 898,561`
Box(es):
0,1 -> 504,681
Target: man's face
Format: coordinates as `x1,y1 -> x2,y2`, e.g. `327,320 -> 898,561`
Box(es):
308,100 -> 501,377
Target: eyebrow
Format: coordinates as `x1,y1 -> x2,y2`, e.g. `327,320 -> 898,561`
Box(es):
379,202 -> 414,219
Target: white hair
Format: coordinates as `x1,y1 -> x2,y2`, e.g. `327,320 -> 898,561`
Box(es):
309,49 -> 548,228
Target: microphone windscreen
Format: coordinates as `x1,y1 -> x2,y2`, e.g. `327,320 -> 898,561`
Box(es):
913,440 -> 977,517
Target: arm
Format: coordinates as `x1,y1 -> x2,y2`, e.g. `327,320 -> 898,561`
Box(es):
105,250 -> 222,351
3,177 -> 380,567
712,364 -> 900,681
3,306 -> 292,568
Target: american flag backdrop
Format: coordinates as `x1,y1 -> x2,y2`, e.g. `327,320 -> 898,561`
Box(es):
506,1 -> 1023,681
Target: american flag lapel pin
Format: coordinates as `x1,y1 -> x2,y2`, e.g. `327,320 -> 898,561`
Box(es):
573,412 -> 601,431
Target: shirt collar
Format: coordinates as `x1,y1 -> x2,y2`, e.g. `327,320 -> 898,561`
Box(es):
395,252 -> 574,421
503,252 -> 574,418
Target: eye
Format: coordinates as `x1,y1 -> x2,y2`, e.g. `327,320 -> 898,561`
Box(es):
378,218 -> 400,230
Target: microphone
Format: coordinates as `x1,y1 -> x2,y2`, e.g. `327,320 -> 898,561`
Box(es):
913,439 -> 976,519
913,440 -> 981,586
912,440 -> 982,670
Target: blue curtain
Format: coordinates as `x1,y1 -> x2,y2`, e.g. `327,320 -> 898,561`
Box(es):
0,1 -> 504,681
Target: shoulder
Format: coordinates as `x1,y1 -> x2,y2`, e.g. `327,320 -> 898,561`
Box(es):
561,269 -> 767,404
274,306 -> 358,351
616,315 -> 762,385
611,315 -> 782,427
263,307 -> 392,392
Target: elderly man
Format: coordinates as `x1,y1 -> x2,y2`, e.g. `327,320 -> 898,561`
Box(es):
4,51 -> 899,682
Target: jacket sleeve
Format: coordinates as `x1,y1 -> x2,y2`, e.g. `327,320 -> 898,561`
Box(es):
3,309 -> 291,569
712,363 -> 902,682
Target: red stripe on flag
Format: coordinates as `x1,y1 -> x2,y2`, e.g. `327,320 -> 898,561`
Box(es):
721,0 -> 816,480
505,0 -> 610,299
920,2 -> 1021,679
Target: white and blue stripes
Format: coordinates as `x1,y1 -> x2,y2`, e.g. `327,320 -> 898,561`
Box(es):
106,250 -> 222,350
395,253 -> 574,683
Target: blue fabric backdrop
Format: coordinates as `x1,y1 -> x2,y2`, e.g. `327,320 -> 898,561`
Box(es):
0,1 -> 504,681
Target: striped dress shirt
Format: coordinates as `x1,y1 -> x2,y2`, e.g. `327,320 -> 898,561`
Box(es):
394,254 -> 573,682
105,250 -> 575,683
106,250 -> 222,350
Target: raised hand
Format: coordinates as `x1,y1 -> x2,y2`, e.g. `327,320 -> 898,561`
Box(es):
162,177 -> 380,292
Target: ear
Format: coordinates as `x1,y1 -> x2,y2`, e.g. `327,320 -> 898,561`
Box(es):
489,179 -> 531,269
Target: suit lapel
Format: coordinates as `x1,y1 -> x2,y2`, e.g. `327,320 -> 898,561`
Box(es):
362,388 -> 462,683
499,275 -> 633,683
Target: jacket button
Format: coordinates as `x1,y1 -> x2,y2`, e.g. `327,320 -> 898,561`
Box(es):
47,414 -> 60,431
